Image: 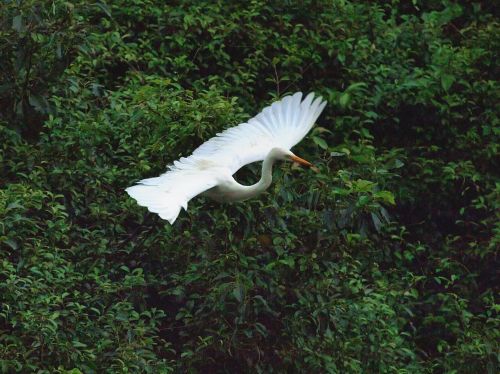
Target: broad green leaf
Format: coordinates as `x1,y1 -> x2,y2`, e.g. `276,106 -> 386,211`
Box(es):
339,92 -> 350,108
232,285 -> 244,302
374,190 -> 396,205
12,15 -> 23,33
441,74 -> 455,91
313,136 -> 328,150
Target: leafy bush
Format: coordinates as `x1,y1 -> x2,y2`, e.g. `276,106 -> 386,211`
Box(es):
0,0 -> 498,372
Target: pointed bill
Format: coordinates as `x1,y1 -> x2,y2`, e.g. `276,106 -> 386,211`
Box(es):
290,155 -> 313,167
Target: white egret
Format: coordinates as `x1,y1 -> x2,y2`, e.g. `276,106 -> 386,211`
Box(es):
126,92 -> 327,223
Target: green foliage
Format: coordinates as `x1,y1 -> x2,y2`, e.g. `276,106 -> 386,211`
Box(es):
0,0 -> 498,372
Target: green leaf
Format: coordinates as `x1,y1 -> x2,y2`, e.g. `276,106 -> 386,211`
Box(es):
279,257 -> 295,268
393,159 -> 404,169
374,190 -> 396,205
356,195 -> 370,207
441,74 -> 455,92
232,284 -> 244,302
354,179 -> 375,192
371,212 -> 382,232
312,136 -> 328,150
345,82 -> 368,92
3,238 -> 18,250
339,93 -> 350,108
12,15 -> 23,33
95,2 -> 112,18
72,340 -> 87,348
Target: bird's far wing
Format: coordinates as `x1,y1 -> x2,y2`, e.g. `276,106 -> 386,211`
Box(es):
190,92 -> 327,174
126,163 -> 221,224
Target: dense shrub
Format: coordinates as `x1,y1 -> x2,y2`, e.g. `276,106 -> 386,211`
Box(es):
1,0 -> 498,372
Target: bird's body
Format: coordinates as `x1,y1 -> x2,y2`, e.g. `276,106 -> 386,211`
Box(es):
204,175 -> 264,203
126,92 -> 326,223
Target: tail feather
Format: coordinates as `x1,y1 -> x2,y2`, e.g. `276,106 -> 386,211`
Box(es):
125,185 -> 184,224
126,168 -> 218,224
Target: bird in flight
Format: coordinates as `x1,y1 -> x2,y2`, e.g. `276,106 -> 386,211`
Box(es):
126,92 -> 327,223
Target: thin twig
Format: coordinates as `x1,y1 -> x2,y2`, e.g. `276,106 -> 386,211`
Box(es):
273,64 -> 280,97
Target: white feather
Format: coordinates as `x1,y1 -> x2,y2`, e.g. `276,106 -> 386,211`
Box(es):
126,92 -> 327,223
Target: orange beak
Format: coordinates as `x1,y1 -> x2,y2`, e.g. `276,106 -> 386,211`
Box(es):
289,155 -> 313,167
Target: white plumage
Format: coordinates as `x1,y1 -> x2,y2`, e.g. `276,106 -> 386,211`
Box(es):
126,92 -> 327,223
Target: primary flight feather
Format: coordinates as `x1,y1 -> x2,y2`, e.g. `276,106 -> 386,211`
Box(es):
126,92 -> 327,223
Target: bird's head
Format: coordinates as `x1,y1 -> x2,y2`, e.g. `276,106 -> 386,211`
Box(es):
272,147 -> 313,167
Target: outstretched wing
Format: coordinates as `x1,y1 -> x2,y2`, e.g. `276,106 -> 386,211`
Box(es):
126,92 -> 327,223
191,92 -> 327,174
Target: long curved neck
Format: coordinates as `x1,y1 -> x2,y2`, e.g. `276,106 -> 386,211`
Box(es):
254,152 -> 276,193
215,148 -> 286,203
233,152 -> 276,200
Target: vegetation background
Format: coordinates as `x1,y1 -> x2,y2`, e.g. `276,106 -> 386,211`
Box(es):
0,0 -> 498,372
